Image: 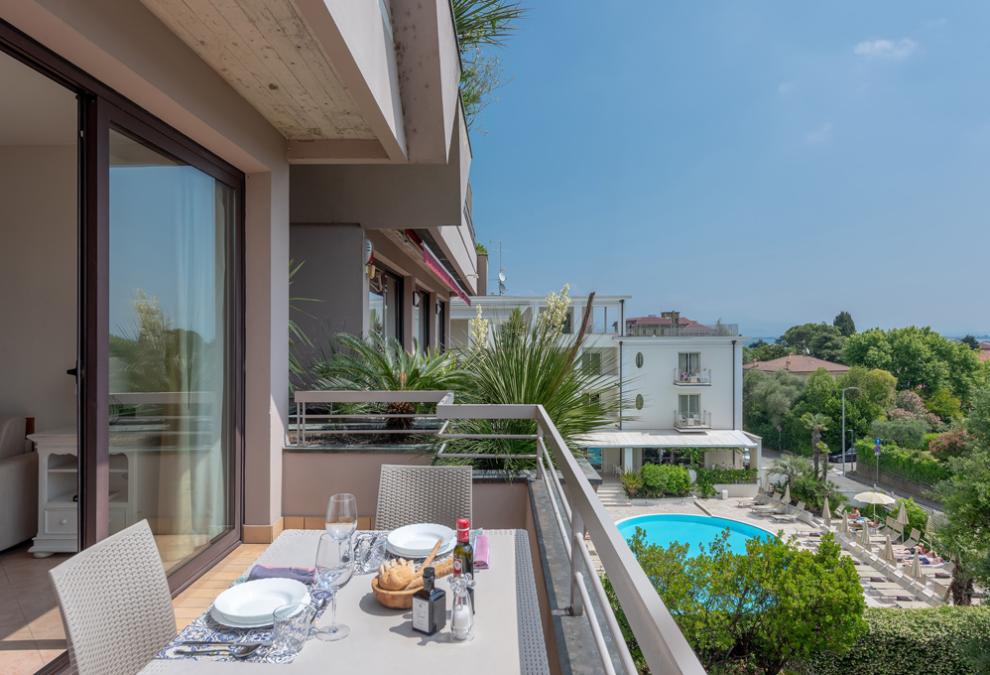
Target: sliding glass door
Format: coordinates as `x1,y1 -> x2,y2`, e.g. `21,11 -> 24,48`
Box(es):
106,127 -> 239,572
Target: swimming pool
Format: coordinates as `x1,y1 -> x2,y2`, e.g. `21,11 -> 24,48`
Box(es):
616,513 -> 774,557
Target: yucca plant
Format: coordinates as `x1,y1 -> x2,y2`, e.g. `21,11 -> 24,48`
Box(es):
449,292 -> 624,469
313,333 -> 467,431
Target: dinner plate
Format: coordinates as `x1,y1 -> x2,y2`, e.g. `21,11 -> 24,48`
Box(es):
210,578 -> 310,628
386,523 -> 456,558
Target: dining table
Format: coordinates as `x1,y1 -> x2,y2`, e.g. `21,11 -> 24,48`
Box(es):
141,529 -> 549,674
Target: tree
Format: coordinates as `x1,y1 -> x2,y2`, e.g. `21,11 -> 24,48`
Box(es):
927,387 -> 963,422
833,311 -> 856,337
962,335 -> 980,350
802,412 -> 831,480
743,339 -> 791,364
780,323 -> 846,362
452,0 -> 525,125
747,370 -> 805,450
936,449 -> 990,605
605,530 -> 866,673
844,327 -> 982,405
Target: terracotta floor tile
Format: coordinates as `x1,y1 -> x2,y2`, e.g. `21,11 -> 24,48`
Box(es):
0,647 -> 45,675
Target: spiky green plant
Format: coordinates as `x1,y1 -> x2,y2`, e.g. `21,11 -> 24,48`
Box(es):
313,333 -> 467,431
449,293 -> 623,469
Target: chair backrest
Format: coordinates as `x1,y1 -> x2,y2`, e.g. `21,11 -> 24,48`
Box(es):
795,501 -> 805,512
375,464 -> 473,530
49,520 -> 175,674
910,528 -> 922,541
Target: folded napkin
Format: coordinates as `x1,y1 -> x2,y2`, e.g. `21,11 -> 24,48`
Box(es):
473,534 -> 491,570
247,565 -> 315,585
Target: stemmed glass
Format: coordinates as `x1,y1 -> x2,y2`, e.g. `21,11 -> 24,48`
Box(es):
325,493 -> 357,542
314,532 -> 354,641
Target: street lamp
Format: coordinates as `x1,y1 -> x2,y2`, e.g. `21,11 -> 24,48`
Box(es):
841,387 -> 859,476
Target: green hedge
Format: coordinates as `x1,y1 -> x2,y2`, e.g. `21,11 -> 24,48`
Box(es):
804,606 -> 990,675
640,464 -> 691,496
855,439 -> 950,486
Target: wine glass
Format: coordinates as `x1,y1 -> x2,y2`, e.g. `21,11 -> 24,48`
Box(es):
325,493 -> 357,542
313,533 -> 354,641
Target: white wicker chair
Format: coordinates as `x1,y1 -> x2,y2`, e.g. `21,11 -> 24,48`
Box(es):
49,520 -> 175,674
375,464 -> 473,530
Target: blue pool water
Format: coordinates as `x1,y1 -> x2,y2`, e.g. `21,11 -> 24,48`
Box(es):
616,514 -> 773,557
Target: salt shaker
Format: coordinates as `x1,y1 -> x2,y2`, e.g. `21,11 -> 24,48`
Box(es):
449,571 -> 474,641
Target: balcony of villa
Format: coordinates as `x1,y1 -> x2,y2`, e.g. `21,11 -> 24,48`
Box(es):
673,368 -> 712,386
674,409 -> 712,431
282,390 -> 706,675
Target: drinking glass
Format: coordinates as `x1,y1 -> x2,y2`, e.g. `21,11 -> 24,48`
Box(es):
272,602 -> 315,655
325,493 -> 357,542
313,532 -> 354,641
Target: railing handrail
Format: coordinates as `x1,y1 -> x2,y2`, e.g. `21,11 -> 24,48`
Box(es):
294,390 -> 453,404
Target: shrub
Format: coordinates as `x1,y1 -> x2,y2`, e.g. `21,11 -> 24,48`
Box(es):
697,467 -> 757,485
928,429 -> 972,460
790,473 -> 847,514
856,439 -> 950,486
640,463 -> 691,496
874,497 -> 929,534
871,418 -> 930,449
620,471 -> 643,498
804,606 -> 990,675
608,531 -> 866,674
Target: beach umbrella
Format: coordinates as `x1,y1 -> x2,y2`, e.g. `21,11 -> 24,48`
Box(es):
838,511 -> 848,535
822,496 -> 832,528
859,521 -> 872,551
782,483 -> 791,505
855,490 -> 896,520
896,501 -> 908,526
882,535 -> 895,564
910,552 -> 923,580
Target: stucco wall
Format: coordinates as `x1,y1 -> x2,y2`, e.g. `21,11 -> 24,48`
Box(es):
0,146 -> 77,432
289,223 -> 367,381
622,338 -> 742,430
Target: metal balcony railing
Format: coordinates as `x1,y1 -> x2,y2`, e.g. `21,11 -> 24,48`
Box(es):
287,390 -> 705,675
674,409 -> 712,429
672,368 -> 712,385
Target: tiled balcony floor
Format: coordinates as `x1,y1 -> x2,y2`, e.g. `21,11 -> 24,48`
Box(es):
0,541 -> 267,674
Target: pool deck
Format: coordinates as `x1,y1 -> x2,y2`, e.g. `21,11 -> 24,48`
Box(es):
593,479 -> 946,610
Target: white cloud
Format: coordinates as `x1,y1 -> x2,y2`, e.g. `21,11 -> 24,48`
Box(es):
805,122 -> 833,145
853,38 -> 917,60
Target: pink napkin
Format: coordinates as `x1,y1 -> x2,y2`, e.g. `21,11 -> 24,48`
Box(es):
247,565 -> 315,585
473,534 -> 491,570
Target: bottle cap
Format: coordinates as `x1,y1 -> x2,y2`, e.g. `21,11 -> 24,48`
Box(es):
456,517 -> 470,530
422,565 -> 435,590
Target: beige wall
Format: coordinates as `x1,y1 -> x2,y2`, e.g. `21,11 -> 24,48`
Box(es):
0,146 -> 77,432
281,451 -> 531,530
289,224 -> 367,381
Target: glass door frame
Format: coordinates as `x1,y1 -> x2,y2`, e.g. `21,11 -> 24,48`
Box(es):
0,20 -> 246,595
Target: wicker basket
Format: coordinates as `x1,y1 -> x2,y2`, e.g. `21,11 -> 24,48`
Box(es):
370,576 -> 419,610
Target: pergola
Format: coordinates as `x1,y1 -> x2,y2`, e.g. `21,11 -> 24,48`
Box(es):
575,429 -> 762,479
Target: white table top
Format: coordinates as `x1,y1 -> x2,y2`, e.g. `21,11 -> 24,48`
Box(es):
142,529 -> 548,674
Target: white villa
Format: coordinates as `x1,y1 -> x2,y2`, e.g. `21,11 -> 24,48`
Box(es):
450,296 -> 762,481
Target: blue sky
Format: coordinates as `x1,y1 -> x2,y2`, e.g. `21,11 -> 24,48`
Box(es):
469,2 -> 990,337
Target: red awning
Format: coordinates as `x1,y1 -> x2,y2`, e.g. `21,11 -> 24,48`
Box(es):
404,230 -> 471,304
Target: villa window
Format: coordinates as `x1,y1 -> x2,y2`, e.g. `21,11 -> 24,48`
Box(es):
581,350 -> 603,376
678,352 -> 701,377
369,265 -> 401,342
679,394 -> 701,419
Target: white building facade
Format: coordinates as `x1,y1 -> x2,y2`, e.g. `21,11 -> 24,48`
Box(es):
449,295 -> 761,481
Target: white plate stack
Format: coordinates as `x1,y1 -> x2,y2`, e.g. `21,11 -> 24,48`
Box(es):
385,523 -> 456,558
210,578 -> 311,629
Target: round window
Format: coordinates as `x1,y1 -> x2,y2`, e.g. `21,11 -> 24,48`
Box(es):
635,394 -> 644,410
635,352 -> 644,368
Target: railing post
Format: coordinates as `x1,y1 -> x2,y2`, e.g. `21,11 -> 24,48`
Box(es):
300,401 -> 306,446
570,506 -> 586,617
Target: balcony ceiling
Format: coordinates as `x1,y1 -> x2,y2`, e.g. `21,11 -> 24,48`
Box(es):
141,0 -> 375,141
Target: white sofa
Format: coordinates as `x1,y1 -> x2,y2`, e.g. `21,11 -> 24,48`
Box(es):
0,417 -> 38,552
